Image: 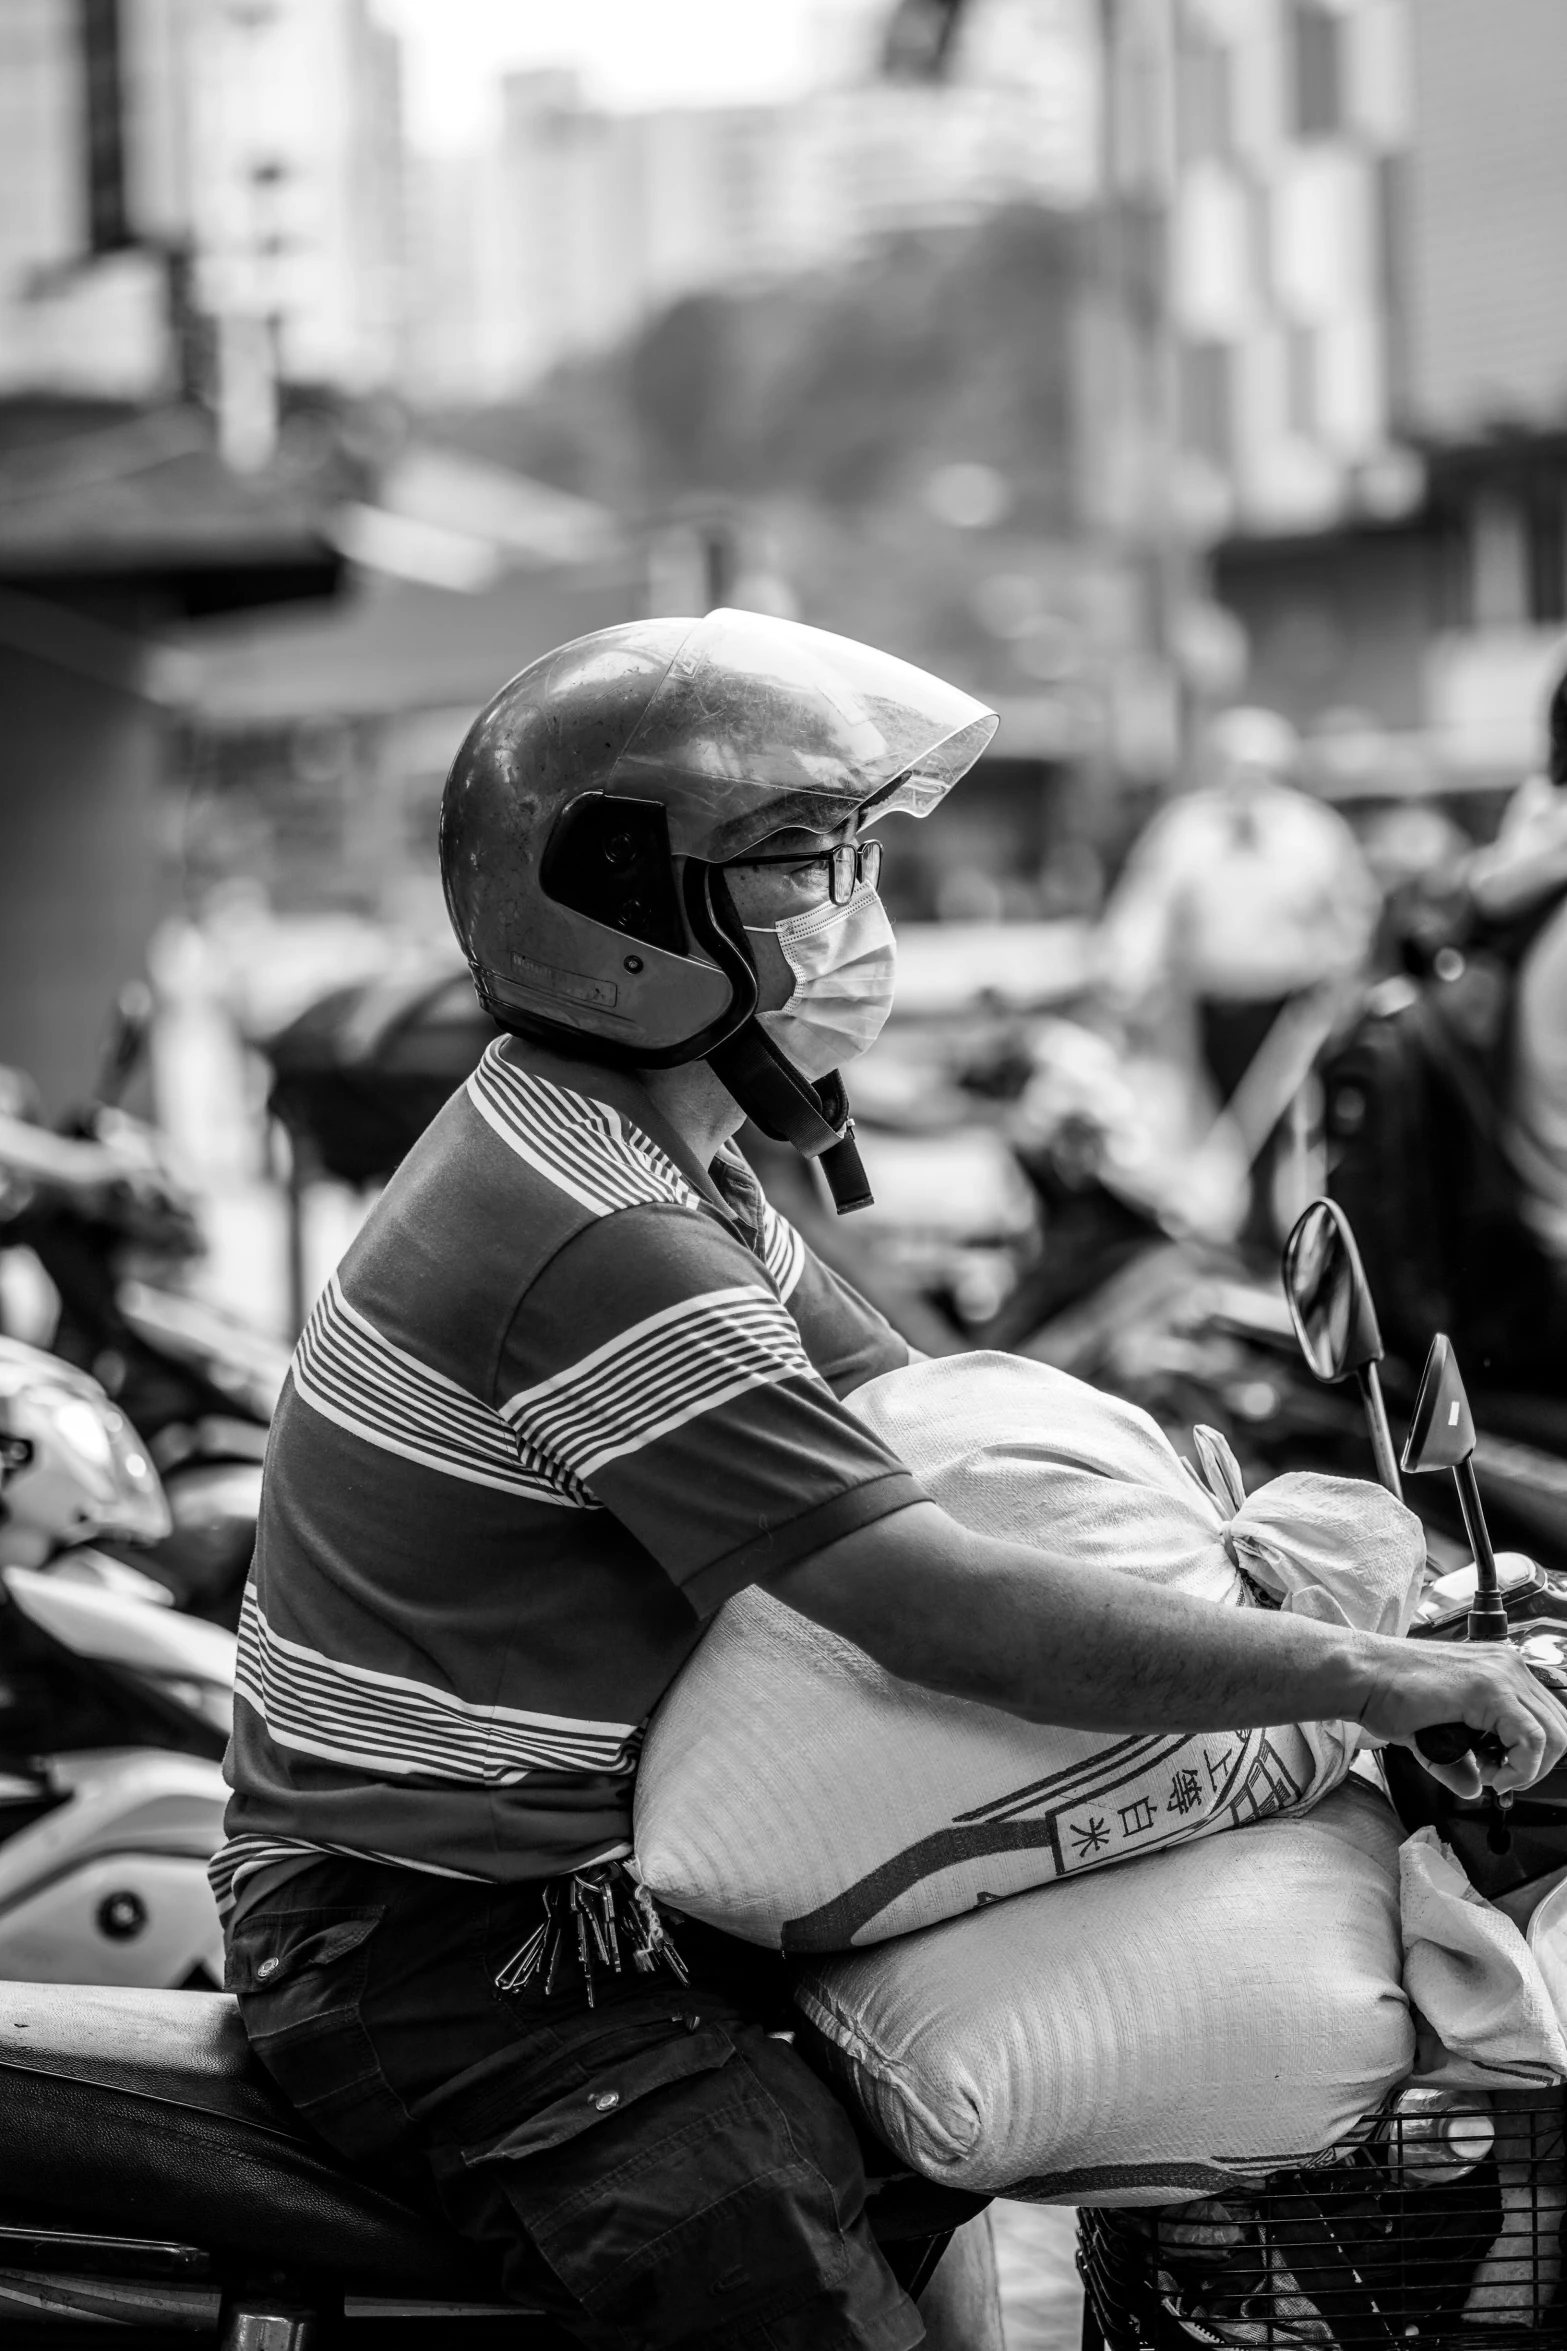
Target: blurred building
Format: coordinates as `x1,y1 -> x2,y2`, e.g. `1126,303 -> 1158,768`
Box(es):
178,0 -> 406,408
0,0 -> 171,398
0,0 -> 405,437
0,0 -> 364,1108
174,554 -> 643,928
1170,0 -> 1567,784
1168,0 -> 1409,539
402,0 -> 1097,404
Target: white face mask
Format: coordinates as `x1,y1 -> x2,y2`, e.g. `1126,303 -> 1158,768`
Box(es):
749,885 -> 897,1080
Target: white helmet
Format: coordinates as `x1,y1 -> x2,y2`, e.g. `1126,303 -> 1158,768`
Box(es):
0,1341 -> 170,1569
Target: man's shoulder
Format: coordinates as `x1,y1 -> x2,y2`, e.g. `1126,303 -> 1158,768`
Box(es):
340,1041 -> 720,1392
463,1039 -> 706,1221
379,1039 -> 707,1240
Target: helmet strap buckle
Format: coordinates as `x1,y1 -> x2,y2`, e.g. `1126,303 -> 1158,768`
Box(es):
706,1025 -> 873,1214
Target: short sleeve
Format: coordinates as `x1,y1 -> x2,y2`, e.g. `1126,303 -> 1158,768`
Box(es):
495,1206 -> 921,1616
754,1193 -> 910,1397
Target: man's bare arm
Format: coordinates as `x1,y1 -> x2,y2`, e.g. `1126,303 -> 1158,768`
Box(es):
763,1500 -> 1567,1798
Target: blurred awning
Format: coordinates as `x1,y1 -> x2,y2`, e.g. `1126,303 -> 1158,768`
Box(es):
321,446 -> 627,595
178,563 -> 646,728
0,402 -> 340,616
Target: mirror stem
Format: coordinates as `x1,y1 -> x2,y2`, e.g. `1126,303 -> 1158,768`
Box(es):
1355,1364 -> 1403,1500
1455,1458 -> 1508,1639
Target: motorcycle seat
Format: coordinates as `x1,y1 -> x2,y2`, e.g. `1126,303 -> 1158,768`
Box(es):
0,1982 -> 484,2293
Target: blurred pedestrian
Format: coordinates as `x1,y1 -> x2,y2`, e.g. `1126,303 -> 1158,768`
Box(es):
1098,706 -> 1380,1248
1474,682 -> 1567,1288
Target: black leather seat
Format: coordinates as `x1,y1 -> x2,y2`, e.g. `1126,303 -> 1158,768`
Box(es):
0,1984 -> 482,2292
0,1985 -> 988,2302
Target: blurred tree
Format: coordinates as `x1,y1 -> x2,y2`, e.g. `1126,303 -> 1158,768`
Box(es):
423,202 -> 1085,534
626,294 -> 742,492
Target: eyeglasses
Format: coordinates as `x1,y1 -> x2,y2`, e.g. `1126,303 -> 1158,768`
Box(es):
726,838 -> 883,907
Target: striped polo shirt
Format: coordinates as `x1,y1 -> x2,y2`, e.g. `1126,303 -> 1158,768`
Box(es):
214,1036 -> 918,1911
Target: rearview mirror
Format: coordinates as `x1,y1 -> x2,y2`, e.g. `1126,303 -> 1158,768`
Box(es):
1401,1334 -> 1476,1473
1282,1198 -> 1385,1385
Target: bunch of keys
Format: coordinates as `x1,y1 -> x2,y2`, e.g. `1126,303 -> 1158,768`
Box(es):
495,1865 -> 688,2006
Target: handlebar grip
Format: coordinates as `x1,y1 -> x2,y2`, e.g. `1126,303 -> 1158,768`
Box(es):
1415,1723 -> 1509,1768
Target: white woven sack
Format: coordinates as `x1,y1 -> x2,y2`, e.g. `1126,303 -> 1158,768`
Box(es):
796,1779 -> 1413,2203
634,1353 -> 1425,1949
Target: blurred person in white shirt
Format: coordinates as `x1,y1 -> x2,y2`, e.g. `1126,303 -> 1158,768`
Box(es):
1097,706 -> 1380,1245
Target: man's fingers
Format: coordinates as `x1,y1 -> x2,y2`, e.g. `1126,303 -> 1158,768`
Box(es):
1419,1753 -> 1482,1800
1489,1686 -> 1567,1792
1462,1671 -> 1567,1793
1389,1650 -> 1567,1795
1368,1637 -> 1567,1795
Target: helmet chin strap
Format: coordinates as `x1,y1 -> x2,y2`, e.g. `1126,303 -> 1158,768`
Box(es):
690,865 -> 872,1213
705,1021 -> 873,1214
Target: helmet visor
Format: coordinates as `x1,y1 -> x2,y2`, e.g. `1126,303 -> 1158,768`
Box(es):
608,610 -> 998,859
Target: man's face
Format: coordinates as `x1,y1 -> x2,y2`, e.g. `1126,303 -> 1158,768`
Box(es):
721,822 -> 876,1014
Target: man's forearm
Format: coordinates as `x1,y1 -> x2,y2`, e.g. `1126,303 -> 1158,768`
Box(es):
915,1542 -> 1378,1731
766,1499 -> 1567,1797
768,1500 -> 1379,1735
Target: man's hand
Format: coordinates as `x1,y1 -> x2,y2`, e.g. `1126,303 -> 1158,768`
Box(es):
1358,1638 -> 1567,1800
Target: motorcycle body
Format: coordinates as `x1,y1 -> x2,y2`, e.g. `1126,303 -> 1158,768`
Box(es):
0,1556 -> 231,1994
0,1950 -> 985,2350
0,1968 -> 977,2350
3,1112 -> 284,1625
0,1337 -> 231,1997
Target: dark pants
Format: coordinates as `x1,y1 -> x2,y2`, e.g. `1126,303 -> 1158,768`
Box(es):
227,1859 -> 927,2351
1196,994 -> 1293,1108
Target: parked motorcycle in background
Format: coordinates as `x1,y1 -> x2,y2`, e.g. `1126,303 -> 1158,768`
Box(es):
0,1339 -> 231,1989
0,988 -> 286,1626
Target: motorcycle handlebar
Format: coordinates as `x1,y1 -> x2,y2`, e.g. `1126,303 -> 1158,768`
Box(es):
1415,1722 -> 1509,1769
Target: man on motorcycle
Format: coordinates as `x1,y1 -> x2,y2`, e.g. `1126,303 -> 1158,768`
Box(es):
218,614 -> 1567,2351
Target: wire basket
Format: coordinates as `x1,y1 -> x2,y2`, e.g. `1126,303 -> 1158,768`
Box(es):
1079,2090 -> 1567,2350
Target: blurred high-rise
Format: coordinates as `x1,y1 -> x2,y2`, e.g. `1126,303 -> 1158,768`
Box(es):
0,0 -> 405,444
1167,0 -> 1567,781
401,0 -> 1098,405
0,0 -> 365,1105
